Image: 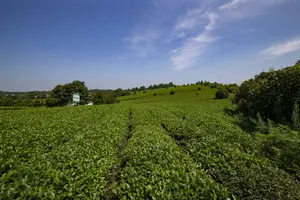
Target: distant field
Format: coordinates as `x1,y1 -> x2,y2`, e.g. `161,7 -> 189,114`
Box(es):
1,91 -> 300,199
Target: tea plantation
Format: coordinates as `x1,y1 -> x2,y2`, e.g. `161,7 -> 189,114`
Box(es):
1,86 -> 300,199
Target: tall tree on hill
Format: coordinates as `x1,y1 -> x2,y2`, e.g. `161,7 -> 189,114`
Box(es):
139,86 -> 146,91
46,80 -> 88,107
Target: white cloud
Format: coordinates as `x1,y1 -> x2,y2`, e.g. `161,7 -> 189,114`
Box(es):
204,12 -> 218,31
175,8 -> 204,30
171,30 -> 219,71
193,32 -> 218,43
219,0 -> 246,10
125,0 -> 290,68
170,0 -> 288,70
176,18 -> 197,30
171,7 -> 219,70
124,29 -> 159,57
261,38 -> 300,57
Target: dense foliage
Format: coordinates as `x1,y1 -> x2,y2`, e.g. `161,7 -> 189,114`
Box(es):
233,65 -> 300,125
45,80 -> 88,107
114,88 -> 131,97
215,88 -> 229,99
169,90 -> 175,95
0,97 -> 44,107
92,91 -> 118,105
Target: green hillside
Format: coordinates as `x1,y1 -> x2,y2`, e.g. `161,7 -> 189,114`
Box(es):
119,85 -> 218,103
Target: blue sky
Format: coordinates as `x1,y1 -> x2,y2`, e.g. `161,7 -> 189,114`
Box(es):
1,0 -> 300,91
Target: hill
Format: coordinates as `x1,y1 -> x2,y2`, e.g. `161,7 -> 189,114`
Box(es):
119,84 -> 219,103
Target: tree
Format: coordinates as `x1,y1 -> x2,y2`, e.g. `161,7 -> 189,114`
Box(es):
0,97 -> 15,106
92,91 -> 117,105
233,64 -> 300,125
215,88 -> 229,99
114,88 -> 130,97
139,86 -> 146,91
131,87 -> 138,92
153,84 -> 159,89
92,92 -> 106,105
45,97 -> 58,107
47,80 -> 88,107
32,100 -> 43,107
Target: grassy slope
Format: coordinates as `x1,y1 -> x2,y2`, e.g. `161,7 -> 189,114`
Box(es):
119,85 -> 218,104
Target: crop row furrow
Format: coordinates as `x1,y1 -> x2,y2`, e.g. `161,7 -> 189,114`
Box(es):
114,107 -> 230,199
104,108 -> 133,199
148,105 -> 300,199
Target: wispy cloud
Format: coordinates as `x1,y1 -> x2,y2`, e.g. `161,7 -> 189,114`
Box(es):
171,32 -> 219,71
219,0 -> 246,10
171,10 -> 220,70
124,29 -> 160,57
175,8 -> 203,30
204,12 -> 218,31
171,7 -> 220,70
125,0 -> 290,69
261,38 -> 300,57
170,0 -> 288,70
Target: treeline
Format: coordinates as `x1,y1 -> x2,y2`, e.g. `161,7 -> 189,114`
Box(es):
234,60 -> 300,129
0,98 -> 44,107
45,81 -> 119,107
0,91 -> 49,99
0,91 -> 49,107
111,82 -> 175,97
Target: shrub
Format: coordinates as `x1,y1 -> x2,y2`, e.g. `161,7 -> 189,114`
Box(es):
0,97 -> 15,106
45,97 -> 58,107
198,87 -> 202,91
215,88 -> 229,99
292,101 -> 300,130
170,90 -> 175,95
196,93 -> 199,96
233,65 -> 300,125
33,100 -> 44,107
153,92 -> 157,96
143,90 -> 146,94
92,92 -> 117,105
